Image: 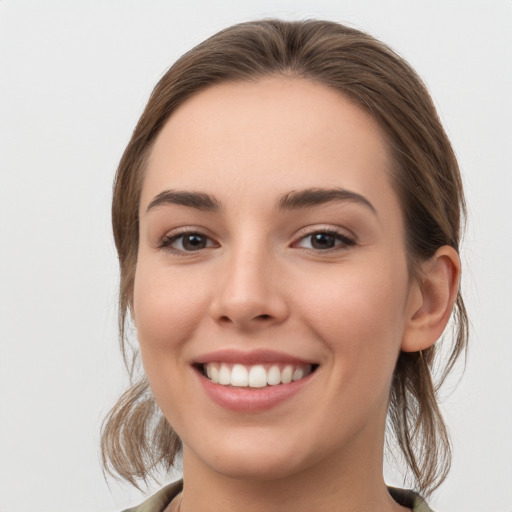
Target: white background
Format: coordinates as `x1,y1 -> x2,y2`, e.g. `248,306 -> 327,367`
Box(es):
0,1 -> 511,511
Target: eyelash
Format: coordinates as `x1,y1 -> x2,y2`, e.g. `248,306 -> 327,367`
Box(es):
293,229 -> 356,252
158,229 -> 217,254
158,228 -> 356,254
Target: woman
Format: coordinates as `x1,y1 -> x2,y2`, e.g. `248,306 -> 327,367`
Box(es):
102,19 -> 467,512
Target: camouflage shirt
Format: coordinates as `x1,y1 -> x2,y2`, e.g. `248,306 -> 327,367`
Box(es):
123,480 -> 434,512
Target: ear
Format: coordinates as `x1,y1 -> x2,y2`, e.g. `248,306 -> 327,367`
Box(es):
401,246 -> 461,352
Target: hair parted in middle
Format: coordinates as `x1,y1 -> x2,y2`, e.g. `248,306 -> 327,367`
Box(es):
102,18 -> 467,495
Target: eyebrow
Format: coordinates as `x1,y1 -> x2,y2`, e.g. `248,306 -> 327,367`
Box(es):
277,188 -> 377,214
146,190 -> 221,213
145,187 -> 376,215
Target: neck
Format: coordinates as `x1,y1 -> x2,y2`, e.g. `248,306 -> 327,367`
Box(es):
178,425 -> 407,512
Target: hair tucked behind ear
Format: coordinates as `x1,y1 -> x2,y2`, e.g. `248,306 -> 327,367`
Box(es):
102,18 -> 468,495
389,306 -> 468,492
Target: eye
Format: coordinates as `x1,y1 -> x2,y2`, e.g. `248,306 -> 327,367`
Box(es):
295,230 -> 355,251
160,231 -> 217,252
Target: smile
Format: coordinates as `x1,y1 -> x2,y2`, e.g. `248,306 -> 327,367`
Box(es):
193,349 -> 319,411
202,362 -> 315,388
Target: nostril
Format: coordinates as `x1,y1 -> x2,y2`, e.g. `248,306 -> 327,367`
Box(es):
216,313 -> 273,325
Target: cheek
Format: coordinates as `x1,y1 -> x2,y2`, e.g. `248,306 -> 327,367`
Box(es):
303,263 -> 407,335
133,262 -> 209,352
297,258 -> 410,380
131,262 -> 211,421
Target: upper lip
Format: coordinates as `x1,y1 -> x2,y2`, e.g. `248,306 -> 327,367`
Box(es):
193,348 -> 316,365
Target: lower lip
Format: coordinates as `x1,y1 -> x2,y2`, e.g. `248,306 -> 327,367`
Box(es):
197,370 -> 314,412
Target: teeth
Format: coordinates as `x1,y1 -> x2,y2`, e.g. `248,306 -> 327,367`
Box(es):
203,363 -> 313,388
248,365 -> 267,388
292,368 -> 304,381
231,364 -> 249,387
267,365 -> 281,385
219,364 -> 231,385
281,365 -> 293,384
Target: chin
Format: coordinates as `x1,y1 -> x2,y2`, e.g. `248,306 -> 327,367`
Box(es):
185,430 -> 321,482
207,453 -> 306,482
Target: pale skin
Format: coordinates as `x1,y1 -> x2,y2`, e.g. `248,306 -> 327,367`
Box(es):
133,77 -> 460,512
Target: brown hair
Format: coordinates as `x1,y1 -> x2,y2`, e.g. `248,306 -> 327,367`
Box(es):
101,19 -> 467,495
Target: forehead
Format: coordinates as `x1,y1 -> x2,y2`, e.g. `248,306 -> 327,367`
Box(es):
141,76 -> 395,213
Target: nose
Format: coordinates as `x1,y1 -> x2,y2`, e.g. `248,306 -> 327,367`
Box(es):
209,245 -> 289,329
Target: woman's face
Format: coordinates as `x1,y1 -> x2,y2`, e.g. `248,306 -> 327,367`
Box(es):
134,77 -> 421,480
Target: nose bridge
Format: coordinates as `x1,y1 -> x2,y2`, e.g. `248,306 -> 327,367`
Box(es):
229,242 -> 269,300
211,233 -> 287,327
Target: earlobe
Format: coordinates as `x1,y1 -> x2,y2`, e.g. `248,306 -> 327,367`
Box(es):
401,246 -> 461,352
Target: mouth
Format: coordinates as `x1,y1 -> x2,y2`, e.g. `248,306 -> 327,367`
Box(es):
197,362 -> 318,388
192,349 -> 320,411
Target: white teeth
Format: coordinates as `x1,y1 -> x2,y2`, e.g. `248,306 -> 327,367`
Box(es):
292,367 -> 304,381
231,364 -> 249,387
267,365 -> 281,385
210,365 -> 219,383
248,365 -> 267,388
281,365 -> 293,384
219,364 -> 231,385
203,363 -> 313,387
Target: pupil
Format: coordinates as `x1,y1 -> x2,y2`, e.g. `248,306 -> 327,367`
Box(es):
312,233 -> 335,249
183,234 -> 206,250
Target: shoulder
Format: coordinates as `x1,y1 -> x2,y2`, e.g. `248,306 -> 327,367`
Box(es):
388,486 -> 435,512
122,480 -> 183,512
